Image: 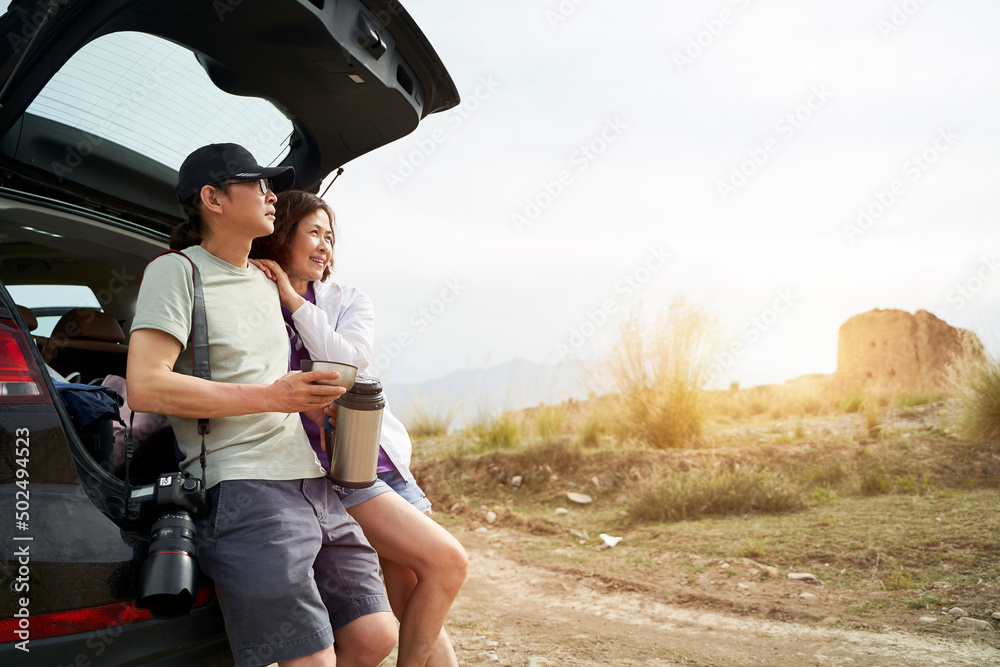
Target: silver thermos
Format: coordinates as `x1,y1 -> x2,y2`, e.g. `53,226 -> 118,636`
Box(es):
326,376 -> 385,488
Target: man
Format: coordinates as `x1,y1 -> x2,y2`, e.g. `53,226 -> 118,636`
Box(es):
127,143 -> 396,667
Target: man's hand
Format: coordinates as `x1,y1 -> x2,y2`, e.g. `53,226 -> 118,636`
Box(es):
268,370 -> 346,412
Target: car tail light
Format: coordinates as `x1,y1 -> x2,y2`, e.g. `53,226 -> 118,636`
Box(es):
0,587 -> 215,642
0,318 -> 51,404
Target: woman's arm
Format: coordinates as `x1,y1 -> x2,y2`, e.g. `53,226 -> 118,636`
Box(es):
250,258 -> 376,370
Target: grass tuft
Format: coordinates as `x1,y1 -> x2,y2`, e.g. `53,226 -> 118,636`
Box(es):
406,398 -> 454,438
628,465 -> 803,523
471,413 -> 522,452
534,404 -> 566,439
608,300 -> 717,449
952,342 -> 1000,441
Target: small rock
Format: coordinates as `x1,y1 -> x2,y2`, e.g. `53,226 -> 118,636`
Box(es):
569,529 -> 590,541
956,617 -> 993,631
788,572 -> 824,585
720,562 -> 730,569
554,507 -> 569,515
474,527 -> 488,534
631,470 -> 643,481
800,592 -> 816,599
993,612 -> 1000,621
527,659 -> 550,667
822,616 -> 840,625
919,616 -> 937,623
739,558 -> 779,577
947,607 -> 969,618
615,493 -> 627,504
486,653 -> 499,662
931,581 -> 951,589
510,475 -> 523,488
736,582 -> 750,590
566,491 -> 593,505
591,476 -> 600,488
449,502 -> 463,513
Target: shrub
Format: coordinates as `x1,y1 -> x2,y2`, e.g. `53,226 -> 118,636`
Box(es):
579,413 -> 606,447
952,343 -> 1000,441
406,398 -> 454,438
534,404 -> 566,439
628,465 -> 803,522
609,300 -> 717,449
894,391 -> 940,409
859,470 -> 892,496
472,414 -> 522,452
840,390 -> 866,413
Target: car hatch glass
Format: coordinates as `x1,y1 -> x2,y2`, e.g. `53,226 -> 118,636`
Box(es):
6,284 -> 102,337
24,30 -> 292,171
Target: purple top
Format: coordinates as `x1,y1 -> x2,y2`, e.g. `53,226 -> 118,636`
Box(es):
284,283 -> 393,474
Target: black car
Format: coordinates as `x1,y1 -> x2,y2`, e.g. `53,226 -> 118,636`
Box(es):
0,1 -> 457,663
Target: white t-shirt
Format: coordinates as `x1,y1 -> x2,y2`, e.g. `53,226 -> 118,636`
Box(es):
131,245 -> 324,488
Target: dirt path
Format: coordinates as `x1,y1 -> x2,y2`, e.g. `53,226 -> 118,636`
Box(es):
442,525 -> 1000,667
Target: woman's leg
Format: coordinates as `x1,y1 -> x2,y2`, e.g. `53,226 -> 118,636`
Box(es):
380,561 -> 458,667
348,492 -> 468,667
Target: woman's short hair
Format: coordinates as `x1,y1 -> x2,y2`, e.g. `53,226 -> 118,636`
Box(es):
250,190 -> 336,282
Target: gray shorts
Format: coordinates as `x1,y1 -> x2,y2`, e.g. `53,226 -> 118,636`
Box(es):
193,478 -> 391,667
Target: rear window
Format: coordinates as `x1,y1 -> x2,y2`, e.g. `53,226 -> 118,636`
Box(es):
6,285 -> 102,337
24,30 -> 292,171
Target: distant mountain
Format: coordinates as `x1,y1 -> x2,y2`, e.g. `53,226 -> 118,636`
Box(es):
383,359 -> 590,430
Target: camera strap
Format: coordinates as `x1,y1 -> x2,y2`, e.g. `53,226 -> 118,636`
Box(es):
127,250 -> 211,492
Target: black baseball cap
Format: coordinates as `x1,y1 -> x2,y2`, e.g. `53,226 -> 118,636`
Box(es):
176,143 -> 295,204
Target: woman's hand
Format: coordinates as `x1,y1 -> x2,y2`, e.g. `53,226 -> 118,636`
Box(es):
250,258 -> 306,312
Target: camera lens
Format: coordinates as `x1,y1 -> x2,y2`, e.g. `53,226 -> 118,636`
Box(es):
136,511 -> 198,618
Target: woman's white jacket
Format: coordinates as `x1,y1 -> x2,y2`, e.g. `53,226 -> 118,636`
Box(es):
290,279 -> 412,473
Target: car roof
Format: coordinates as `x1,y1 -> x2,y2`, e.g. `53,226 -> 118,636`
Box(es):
0,0 -> 459,234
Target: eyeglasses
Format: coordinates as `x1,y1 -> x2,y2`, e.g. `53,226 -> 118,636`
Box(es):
225,178 -> 273,195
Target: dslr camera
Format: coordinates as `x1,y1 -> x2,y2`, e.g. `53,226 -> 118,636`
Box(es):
127,472 -> 208,618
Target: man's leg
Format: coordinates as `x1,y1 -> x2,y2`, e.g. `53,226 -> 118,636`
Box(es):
332,611 -> 398,667
280,645 -> 337,667
307,477 -> 395,667
195,480 -> 339,667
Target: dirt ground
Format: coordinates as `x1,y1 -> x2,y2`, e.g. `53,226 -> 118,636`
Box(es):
437,524 -> 1000,667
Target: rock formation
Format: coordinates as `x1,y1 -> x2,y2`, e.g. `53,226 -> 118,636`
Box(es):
837,309 -> 981,388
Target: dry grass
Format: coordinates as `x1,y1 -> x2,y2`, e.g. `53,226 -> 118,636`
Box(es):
604,300 -> 717,449
406,396 -> 455,438
628,464 -> 803,522
950,336 -> 1000,441
416,416 -> 1000,592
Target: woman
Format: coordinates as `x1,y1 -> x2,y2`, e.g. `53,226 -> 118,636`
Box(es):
251,190 -> 467,667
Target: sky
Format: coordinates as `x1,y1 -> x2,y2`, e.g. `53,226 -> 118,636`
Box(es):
315,0 -> 1000,391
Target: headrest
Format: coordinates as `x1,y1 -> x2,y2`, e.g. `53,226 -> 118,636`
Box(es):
51,308 -> 125,343
16,305 -> 37,332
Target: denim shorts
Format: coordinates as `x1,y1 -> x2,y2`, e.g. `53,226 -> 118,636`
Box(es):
194,478 -> 391,667
336,466 -> 432,513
